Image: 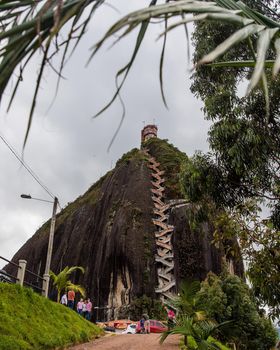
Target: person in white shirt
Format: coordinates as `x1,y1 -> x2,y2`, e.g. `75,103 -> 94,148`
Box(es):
60,293 -> 67,306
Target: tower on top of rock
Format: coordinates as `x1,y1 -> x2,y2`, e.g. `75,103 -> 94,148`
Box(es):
141,124 -> 158,144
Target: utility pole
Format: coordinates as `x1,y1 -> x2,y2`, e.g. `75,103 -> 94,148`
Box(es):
21,194 -> 59,297
43,196 -> 58,297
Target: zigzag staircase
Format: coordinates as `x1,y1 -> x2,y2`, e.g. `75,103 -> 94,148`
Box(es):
143,148 -> 176,303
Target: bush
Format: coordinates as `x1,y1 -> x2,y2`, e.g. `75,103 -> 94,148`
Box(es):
197,273 -> 277,350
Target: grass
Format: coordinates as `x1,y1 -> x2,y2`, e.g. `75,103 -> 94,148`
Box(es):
0,283 -> 103,350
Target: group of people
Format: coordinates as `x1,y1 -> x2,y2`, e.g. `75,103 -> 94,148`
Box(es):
76,298 -> 92,320
60,289 -> 93,321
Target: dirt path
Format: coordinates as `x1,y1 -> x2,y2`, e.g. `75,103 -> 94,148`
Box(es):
67,333 -> 180,350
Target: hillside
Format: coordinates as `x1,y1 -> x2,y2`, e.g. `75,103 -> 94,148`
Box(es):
0,283 -> 102,350
5,136 -> 243,320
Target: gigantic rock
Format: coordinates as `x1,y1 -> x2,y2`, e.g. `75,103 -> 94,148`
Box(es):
5,139 -> 243,319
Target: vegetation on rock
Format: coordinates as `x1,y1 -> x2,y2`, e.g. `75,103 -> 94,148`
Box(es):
145,137 -> 188,198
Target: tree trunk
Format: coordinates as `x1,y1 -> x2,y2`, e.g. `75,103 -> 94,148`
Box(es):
57,290 -> 61,303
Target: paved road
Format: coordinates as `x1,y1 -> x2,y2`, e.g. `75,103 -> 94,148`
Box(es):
68,333 -> 180,350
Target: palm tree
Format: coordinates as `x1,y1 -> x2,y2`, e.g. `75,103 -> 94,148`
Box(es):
50,265 -> 85,303
161,281 -> 230,348
0,1 -> 279,140
172,280 -> 206,321
160,316 -> 229,349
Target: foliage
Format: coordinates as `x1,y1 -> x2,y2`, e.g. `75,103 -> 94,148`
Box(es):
197,272 -> 278,350
116,148 -> 146,167
50,265 -> 85,302
161,316 -> 229,349
119,295 -> 166,321
180,153 -> 244,208
0,283 -> 102,350
145,137 -> 188,198
180,151 -> 280,320
171,280 -> 205,321
161,280 -> 228,349
221,202 -> 280,320
190,0 -> 280,221
93,0 -> 280,117
1,1 -> 280,142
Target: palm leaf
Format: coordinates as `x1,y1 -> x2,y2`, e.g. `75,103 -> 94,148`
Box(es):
197,24 -> 264,66
0,0 -> 102,145
273,38 -> 280,76
66,282 -> 86,297
91,0 -> 158,151
208,60 -> 275,68
91,0 -> 280,119
246,27 -> 279,94
0,0 -> 280,141
65,265 -> 85,276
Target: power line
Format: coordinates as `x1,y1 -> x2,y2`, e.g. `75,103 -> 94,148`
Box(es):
0,133 -> 56,200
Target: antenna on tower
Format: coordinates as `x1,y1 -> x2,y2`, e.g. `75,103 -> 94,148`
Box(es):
153,118 -> 156,125
142,121 -> 146,127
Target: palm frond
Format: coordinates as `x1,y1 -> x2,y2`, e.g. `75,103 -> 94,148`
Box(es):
160,316 -> 194,344
0,0 -> 280,140
65,265 -> 85,276
0,0 -> 102,145
66,282 -> 86,297
92,0 -> 280,116
49,270 -> 58,284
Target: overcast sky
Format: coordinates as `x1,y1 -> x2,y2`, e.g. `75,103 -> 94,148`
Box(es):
0,1 -> 211,269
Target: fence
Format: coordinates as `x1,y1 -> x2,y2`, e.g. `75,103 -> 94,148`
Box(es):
0,256 -> 48,297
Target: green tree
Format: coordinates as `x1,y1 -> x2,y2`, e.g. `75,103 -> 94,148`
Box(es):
180,152 -> 280,320
197,272 -> 277,350
161,281 -> 228,349
50,266 -> 85,303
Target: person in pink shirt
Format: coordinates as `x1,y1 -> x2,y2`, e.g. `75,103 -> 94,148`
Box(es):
166,307 -> 176,330
77,298 -> 84,315
85,298 -> 92,321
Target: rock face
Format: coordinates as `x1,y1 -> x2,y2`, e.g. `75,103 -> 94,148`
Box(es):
6,139 -> 243,319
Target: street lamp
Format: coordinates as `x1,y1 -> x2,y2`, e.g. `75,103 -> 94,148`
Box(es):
21,194 -> 58,297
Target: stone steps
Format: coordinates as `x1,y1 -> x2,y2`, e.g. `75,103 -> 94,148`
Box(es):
144,148 -> 176,303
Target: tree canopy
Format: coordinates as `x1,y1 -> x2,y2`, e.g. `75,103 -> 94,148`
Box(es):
197,273 -> 277,349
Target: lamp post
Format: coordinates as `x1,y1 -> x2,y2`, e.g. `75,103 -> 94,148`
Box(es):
21,194 -> 58,297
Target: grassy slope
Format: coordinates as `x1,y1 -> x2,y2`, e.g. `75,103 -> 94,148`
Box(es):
0,283 -> 102,350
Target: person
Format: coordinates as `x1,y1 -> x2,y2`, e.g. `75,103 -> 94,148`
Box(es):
140,315 -> 146,334
82,299 -> 87,317
166,307 -> 176,330
60,292 -> 67,306
144,315 -> 150,334
67,289 -> 75,309
86,298 -> 92,321
77,298 -> 84,315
